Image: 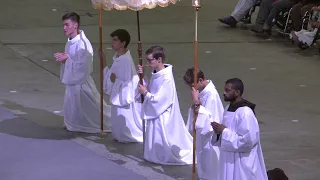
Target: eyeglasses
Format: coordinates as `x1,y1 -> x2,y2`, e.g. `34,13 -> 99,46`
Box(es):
146,58 -> 156,63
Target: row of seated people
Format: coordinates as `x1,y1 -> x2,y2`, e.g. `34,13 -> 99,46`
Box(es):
218,0 -> 320,50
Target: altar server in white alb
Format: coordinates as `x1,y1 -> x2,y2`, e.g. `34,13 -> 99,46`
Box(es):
211,78 -> 268,180
101,29 -> 143,143
137,46 -> 193,165
184,68 -> 224,180
54,12 -> 112,133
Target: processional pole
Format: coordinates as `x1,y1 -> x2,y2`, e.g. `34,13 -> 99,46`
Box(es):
99,5 -> 104,135
192,0 -> 201,179
136,11 -> 146,152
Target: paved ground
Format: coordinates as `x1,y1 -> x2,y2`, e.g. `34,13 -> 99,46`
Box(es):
0,108 -> 149,180
0,0 -> 320,180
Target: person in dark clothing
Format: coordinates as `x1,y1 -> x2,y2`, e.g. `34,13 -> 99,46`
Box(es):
251,0 -> 299,35
267,168 -> 289,180
291,0 -> 320,31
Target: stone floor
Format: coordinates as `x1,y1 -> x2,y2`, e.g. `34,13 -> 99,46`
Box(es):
0,0 -> 319,179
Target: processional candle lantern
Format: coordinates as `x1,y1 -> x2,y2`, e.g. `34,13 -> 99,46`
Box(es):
192,0 -> 200,8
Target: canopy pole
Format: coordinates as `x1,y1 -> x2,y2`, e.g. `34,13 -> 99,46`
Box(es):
137,11 -> 146,153
99,6 -> 104,136
192,5 -> 200,180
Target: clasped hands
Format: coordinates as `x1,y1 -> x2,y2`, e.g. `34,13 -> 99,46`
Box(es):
54,52 -> 68,63
211,122 -> 226,135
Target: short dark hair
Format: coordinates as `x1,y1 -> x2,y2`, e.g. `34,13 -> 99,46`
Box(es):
183,67 -> 205,85
110,29 -> 131,48
145,46 -> 166,62
225,78 -> 244,95
62,12 -> 80,25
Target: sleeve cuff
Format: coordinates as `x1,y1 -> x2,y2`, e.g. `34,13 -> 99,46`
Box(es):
145,92 -> 152,99
197,105 -> 207,114
221,128 -> 231,141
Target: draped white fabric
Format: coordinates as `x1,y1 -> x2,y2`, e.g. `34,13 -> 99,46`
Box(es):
211,106 -> 268,180
186,81 -> 224,180
290,28 -> 318,46
61,30 -> 112,133
103,50 -> 143,143
142,64 -> 193,165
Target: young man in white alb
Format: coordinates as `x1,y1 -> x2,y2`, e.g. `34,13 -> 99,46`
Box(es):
101,29 -> 143,143
211,78 -> 268,180
54,12 -> 112,133
137,46 -> 193,165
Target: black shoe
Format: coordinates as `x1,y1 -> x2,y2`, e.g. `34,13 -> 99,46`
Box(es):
218,16 -> 237,28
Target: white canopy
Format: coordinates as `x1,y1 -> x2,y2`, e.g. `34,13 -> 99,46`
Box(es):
91,0 -> 178,11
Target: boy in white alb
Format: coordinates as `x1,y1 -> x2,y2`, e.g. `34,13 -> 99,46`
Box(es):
102,29 -> 143,143
184,68 -> 224,180
137,46 -> 193,165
